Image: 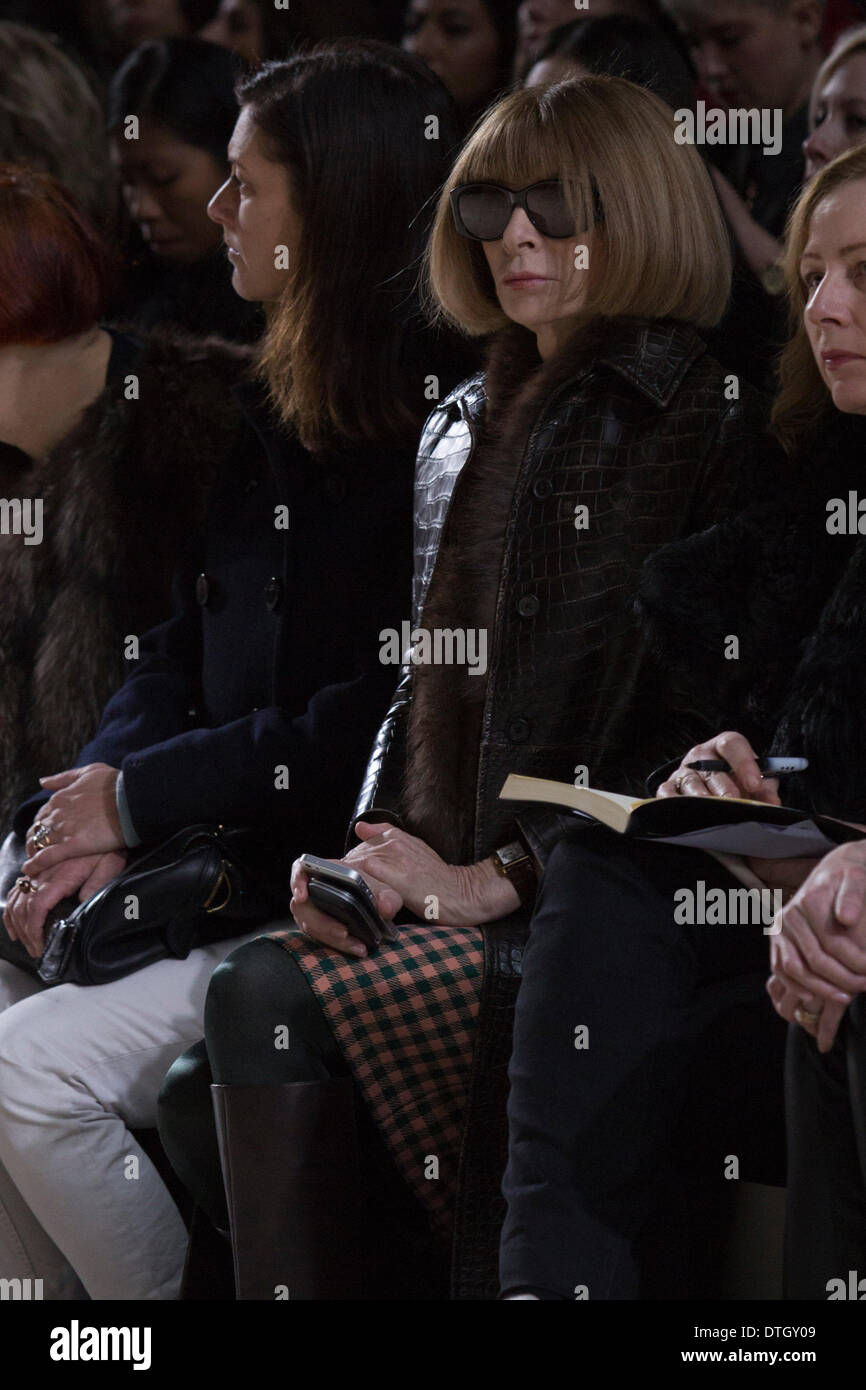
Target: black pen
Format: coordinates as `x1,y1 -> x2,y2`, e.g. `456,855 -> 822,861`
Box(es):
687,757 -> 808,774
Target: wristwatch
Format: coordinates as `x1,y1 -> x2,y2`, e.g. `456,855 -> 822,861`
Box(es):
491,839 -> 537,906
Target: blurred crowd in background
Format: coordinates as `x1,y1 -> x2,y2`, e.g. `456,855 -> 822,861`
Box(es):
0,0 -> 862,354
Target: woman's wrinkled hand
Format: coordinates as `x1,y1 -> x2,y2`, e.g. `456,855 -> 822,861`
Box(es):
766,970 -> 847,1055
289,855 -> 402,959
766,841 -> 866,1051
656,731 -> 780,805
344,822 -> 519,926
289,823 -> 521,957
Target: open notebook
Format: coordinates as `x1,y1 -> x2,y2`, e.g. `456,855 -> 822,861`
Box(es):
499,774 -> 865,859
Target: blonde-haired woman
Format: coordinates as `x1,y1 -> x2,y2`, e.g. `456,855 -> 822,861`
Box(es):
803,22 -> 866,182
161,75 -> 778,1299
762,141 -> 866,1298
711,21 -> 866,287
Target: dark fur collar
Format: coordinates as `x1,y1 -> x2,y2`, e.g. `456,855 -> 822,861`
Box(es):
0,327 -> 252,831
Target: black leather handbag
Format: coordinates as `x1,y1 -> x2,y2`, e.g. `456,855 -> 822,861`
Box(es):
0,824 -> 286,987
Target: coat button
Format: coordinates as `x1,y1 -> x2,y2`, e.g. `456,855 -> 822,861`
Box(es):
517,594 -> 539,618
195,573 -> 210,606
506,717 -> 531,743
532,477 -> 553,499
325,474 -> 346,503
264,577 -> 282,610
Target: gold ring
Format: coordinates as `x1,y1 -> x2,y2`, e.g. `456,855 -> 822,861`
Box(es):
794,1005 -> 822,1026
14,875 -> 34,894
29,822 -> 51,849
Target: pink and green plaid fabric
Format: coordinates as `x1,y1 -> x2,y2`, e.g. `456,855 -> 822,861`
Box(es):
268,922 -> 484,1237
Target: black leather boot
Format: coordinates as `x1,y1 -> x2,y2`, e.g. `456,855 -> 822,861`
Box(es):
211,1076 -> 363,1300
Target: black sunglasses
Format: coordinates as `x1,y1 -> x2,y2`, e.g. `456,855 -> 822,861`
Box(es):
450,179 -> 577,241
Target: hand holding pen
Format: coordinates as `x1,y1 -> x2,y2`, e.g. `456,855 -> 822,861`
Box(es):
656,731 -> 806,804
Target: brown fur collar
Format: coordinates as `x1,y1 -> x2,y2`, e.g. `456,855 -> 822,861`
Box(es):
0,326 -> 253,831
401,315 -> 705,863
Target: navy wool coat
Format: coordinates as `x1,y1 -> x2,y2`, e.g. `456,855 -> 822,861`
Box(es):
16,377 -> 414,859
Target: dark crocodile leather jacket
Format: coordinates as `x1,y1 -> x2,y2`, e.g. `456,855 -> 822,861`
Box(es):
347,315 -> 778,1296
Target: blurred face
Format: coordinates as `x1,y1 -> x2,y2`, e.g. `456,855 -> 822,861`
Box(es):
517,0 -> 620,69
802,180 -> 866,415
481,191 -> 601,357
673,0 -> 822,116
106,0 -> 190,47
402,0 -> 502,110
207,105 -> 301,302
803,54 -> 866,183
200,0 -> 264,66
112,122 -> 226,264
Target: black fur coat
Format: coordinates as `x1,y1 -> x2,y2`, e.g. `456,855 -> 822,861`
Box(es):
0,326 -> 252,831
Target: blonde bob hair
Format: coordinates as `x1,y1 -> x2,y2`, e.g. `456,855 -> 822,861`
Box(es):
772,143 -> 866,454
426,75 -> 732,336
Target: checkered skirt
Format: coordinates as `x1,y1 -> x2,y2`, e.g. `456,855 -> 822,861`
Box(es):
266,922 -> 485,1238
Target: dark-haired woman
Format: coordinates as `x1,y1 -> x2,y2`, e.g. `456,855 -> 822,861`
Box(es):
108,36 -> 263,342
526,13 -> 694,111
0,42 -> 475,1301
159,74 -> 780,1300
200,0 -> 297,63
402,0 -> 520,129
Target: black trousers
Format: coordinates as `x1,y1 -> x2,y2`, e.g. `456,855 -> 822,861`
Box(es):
785,996 -> 866,1299
157,936 -> 448,1298
499,824 -> 788,1300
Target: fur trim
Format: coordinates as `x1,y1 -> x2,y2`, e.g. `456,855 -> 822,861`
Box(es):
0,327 -> 253,830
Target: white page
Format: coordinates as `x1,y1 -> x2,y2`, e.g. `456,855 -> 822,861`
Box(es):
647,819 -> 839,859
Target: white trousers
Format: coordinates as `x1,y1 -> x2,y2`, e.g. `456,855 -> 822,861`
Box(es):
0,932 -> 260,1300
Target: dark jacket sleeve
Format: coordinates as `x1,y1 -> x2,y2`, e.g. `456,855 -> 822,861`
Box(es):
12,577 -> 201,837
120,662 -> 400,846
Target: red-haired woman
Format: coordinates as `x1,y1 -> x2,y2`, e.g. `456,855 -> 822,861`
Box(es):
0,165 -> 250,859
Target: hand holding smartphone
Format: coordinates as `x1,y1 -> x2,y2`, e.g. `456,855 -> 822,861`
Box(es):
298,854 -> 399,954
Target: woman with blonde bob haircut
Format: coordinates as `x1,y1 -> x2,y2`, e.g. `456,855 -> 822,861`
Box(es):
428,74 -> 732,336
181,74 -> 779,1299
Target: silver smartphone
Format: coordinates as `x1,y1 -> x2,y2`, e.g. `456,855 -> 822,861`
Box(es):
299,854 -> 399,953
